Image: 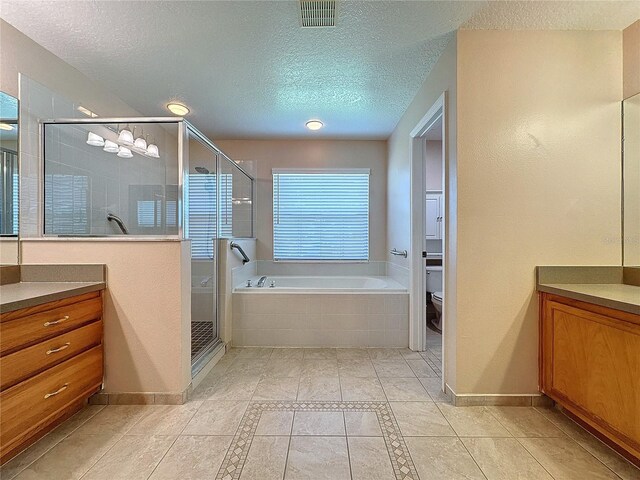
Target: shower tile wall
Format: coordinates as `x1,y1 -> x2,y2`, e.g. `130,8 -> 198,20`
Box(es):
232,293 -> 409,348
44,123 -> 174,236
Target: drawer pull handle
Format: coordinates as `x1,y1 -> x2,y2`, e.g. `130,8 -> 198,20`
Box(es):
46,343 -> 71,355
44,383 -> 69,399
44,316 -> 70,327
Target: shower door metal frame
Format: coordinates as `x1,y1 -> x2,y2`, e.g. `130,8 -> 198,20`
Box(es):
182,122 -> 256,374
184,124 -> 225,373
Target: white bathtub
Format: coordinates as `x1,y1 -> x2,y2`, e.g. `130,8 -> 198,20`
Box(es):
232,275 -> 409,348
234,275 -> 407,293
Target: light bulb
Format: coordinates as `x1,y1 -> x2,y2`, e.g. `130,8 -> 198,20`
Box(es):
86,132 -> 105,146
117,127 -> 134,145
305,120 -> 323,131
117,146 -> 133,158
167,103 -> 190,116
146,144 -> 160,158
103,140 -> 119,153
134,136 -> 147,150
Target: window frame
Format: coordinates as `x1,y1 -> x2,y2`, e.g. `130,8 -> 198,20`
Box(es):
271,168 -> 371,263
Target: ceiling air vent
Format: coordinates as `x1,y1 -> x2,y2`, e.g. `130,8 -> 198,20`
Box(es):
300,0 -> 336,27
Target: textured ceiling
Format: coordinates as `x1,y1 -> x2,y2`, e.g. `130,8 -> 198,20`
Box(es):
1,1 -> 638,139
463,1 -> 640,30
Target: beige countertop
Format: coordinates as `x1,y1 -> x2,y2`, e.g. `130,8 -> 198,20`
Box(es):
0,281 -> 106,314
537,283 -> 640,315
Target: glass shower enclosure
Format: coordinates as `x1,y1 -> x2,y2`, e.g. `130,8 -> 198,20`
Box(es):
41,117 -> 254,374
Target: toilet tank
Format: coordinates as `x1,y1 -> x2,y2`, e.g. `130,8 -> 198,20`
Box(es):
425,266 -> 443,293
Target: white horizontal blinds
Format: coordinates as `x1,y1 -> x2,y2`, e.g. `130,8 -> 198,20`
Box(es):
11,172 -> 18,234
273,169 -> 370,261
187,174 -> 232,259
136,200 -> 157,227
44,174 -> 89,234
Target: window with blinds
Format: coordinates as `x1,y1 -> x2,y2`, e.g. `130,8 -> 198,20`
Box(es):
272,169 -> 370,261
187,173 -> 233,259
44,174 -> 89,235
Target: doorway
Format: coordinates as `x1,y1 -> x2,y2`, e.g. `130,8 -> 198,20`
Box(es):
409,93 -> 446,388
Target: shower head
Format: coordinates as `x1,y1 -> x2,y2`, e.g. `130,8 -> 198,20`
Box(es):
194,167 -> 210,174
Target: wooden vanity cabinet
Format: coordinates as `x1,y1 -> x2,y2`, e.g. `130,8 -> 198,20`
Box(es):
539,293 -> 640,464
0,291 -> 104,464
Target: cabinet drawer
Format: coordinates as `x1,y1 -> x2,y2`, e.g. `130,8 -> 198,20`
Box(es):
0,296 -> 102,355
0,346 -> 103,459
0,321 -> 102,390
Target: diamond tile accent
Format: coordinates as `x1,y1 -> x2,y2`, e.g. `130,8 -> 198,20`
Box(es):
215,400 -> 418,480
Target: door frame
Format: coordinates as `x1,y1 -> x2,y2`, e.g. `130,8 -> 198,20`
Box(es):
409,92 -> 446,383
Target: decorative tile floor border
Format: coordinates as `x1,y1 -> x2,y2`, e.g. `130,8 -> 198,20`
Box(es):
215,400 -> 419,480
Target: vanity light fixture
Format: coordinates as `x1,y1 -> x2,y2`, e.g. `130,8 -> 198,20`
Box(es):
305,119 -> 323,131
86,131 -> 105,146
86,125 -> 161,158
167,102 -> 190,116
117,146 -> 133,158
103,139 -> 119,153
0,123 -> 14,131
117,125 -> 134,145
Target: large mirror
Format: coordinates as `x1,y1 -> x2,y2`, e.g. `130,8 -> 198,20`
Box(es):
623,92 -> 640,267
0,91 -> 19,265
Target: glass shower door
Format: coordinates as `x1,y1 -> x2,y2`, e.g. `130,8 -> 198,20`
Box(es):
186,128 -> 220,370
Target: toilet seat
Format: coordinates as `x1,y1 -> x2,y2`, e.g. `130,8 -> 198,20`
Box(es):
432,291 -> 443,302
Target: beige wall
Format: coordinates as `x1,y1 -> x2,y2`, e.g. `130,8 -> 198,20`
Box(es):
425,140 -> 443,191
455,30 -> 622,394
624,20 -> 640,99
216,139 -> 388,262
21,240 -> 192,394
386,36 -> 458,387
623,93 -> 640,265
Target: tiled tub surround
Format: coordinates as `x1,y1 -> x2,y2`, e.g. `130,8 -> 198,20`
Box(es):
3,347 -> 639,480
232,286 -> 409,348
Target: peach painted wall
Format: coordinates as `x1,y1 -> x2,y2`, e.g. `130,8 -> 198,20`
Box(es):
21,240 -> 192,394
216,139 -> 388,262
624,20 -> 640,99
455,30 -> 622,394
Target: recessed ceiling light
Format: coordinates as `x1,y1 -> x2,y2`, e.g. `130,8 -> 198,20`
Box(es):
305,120 -> 323,131
167,102 -> 190,116
0,123 -> 14,131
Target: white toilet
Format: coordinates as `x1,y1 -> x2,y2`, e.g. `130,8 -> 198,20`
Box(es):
425,266 -> 443,331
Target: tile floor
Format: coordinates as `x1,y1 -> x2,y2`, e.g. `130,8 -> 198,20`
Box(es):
2,347 -> 638,480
